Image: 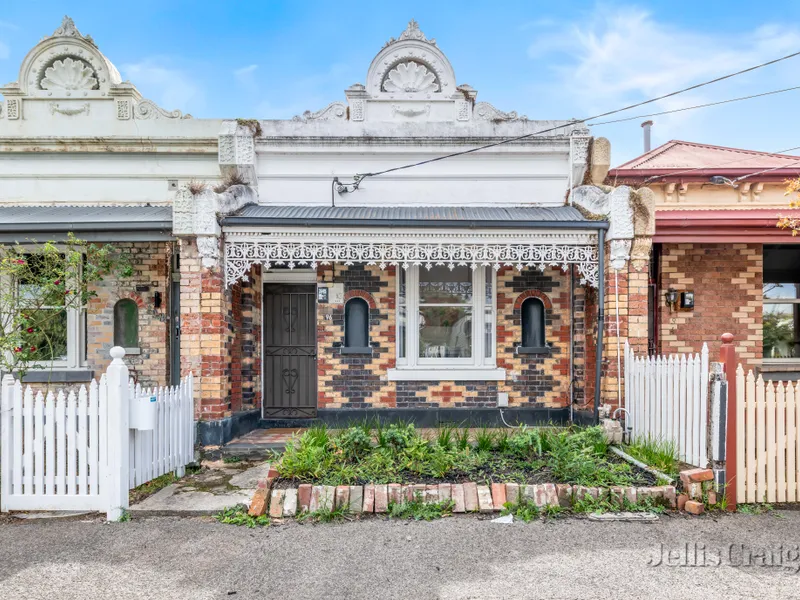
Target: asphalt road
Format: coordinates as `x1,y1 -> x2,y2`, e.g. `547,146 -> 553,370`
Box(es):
2,510 -> 800,599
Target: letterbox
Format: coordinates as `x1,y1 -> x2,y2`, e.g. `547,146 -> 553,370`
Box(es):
130,393 -> 158,431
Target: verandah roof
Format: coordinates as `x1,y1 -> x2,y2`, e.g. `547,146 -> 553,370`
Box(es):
222,205 -> 607,288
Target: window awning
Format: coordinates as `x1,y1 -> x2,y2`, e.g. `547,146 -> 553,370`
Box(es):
223,205 -> 606,287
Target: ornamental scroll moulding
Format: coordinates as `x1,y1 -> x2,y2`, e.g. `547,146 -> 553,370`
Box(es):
1,16 -> 191,121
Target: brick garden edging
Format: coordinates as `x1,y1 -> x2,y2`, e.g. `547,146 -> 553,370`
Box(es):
250,479 -> 678,519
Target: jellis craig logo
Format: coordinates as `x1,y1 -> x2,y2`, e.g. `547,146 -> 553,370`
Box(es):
647,543 -> 800,573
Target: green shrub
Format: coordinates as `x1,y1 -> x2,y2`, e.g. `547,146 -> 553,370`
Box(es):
333,427 -> 373,460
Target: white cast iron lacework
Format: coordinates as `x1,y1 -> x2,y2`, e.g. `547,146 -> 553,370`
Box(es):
225,241 -> 599,287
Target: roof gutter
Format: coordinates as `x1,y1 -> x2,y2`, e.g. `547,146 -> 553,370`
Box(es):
221,217 -> 610,230
0,221 -> 174,232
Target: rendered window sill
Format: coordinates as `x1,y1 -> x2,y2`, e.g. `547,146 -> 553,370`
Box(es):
516,346 -> 551,355
387,367 -> 506,381
339,347 -> 373,355
21,369 -> 95,383
123,347 -> 142,356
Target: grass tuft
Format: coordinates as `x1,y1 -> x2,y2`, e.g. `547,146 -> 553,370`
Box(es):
388,495 -> 455,521
214,505 -> 270,528
622,435 -> 679,478
297,504 -> 350,524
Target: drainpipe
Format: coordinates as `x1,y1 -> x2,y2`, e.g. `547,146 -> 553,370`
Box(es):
593,227 -> 606,425
641,120 -> 653,153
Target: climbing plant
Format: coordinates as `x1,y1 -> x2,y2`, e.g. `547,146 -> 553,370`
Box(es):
777,177 -> 800,235
0,234 -> 131,378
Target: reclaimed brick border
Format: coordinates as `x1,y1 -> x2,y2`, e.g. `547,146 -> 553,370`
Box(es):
250,481 -> 679,519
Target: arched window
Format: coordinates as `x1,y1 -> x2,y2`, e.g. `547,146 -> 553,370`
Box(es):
520,297 -> 545,350
344,297 -> 370,351
114,299 -> 139,349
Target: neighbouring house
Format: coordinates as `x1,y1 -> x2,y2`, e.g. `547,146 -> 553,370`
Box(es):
609,136 -> 800,381
1,17 -> 651,444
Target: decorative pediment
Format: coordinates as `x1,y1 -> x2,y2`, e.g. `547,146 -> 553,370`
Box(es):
382,61 -> 439,93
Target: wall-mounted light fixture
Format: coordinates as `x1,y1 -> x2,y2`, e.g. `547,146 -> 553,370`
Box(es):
664,288 -> 679,312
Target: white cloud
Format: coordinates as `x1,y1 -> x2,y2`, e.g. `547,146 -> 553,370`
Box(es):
122,60 -> 204,114
529,6 -> 800,118
234,64 -> 258,89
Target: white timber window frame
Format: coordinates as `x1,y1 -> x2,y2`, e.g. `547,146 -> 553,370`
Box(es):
389,265 -> 505,381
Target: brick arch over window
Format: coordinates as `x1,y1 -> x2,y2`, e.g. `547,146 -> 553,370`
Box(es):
513,289 -> 553,311
343,289 -> 377,309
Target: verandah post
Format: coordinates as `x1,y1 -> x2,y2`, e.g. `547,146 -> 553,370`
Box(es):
105,347 -> 130,521
719,333 -> 737,511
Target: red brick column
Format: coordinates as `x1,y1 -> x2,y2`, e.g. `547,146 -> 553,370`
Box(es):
178,238 -> 233,420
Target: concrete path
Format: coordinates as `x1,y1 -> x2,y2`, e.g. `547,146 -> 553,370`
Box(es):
130,462 -> 268,516
2,510 -> 800,599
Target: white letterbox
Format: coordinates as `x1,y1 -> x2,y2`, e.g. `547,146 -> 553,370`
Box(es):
130,394 -> 158,431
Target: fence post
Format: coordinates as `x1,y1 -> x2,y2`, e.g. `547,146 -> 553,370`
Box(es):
719,333 -> 737,511
105,347 -> 130,521
1,374 -> 15,511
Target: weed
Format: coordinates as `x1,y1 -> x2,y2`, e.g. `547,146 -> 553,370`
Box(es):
118,509 -> 131,523
215,505 -> 270,528
501,499 -> 540,523
297,504 -> 349,524
542,504 -> 565,519
622,436 -> 679,478
129,472 -> 178,504
495,430 -> 510,454
475,427 -> 495,453
738,503 -> 774,515
455,428 -> 471,451
223,456 -> 243,464
187,180 -> 207,195
437,424 -> 454,450
389,495 -> 455,521
213,171 -> 250,193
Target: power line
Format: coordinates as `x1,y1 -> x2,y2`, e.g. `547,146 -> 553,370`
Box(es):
342,48 -> 800,186
732,157 -> 800,184
587,86 -> 800,127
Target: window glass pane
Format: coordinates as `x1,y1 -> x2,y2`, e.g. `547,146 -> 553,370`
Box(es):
485,267 -> 493,304
419,266 -> 472,304
764,283 -> 800,300
399,268 -> 406,305
27,309 -> 68,361
18,254 -> 66,307
764,303 -> 800,358
484,306 -> 493,358
398,306 -> 406,360
114,299 -> 139,348
344,298 -> 369,348
419,307 -> 472,358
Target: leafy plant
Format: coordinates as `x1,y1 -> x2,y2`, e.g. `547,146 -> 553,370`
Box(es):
622,435 -> 679,478
738,503 -> 774,515
223,456 -> 243,464
0,234 -> 131,378
297,504 -> 349,524
436,424 -> 454,450
475,427 -> 495,453
215,505 -> 270,528
384,423 -> 417,450
333,427 -> 373,460
501,499 -> 540,523
389,496 -> 455,521
454,428 -> 471,451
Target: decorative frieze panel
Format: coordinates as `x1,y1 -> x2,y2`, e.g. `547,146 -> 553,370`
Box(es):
6,98 -> 21,120
225,239 -> 599,288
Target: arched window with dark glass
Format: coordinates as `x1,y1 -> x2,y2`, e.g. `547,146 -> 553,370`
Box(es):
343,297 -> 370,352
520,297 -> 546,352
114,299 -> 139,349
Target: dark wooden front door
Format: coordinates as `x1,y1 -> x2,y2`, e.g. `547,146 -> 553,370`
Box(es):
263,283 -> 317,418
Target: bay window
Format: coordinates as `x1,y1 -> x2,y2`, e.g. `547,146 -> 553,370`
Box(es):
393,265 -> 501,380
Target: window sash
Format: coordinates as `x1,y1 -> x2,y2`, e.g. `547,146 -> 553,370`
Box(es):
397,266 -> 495,368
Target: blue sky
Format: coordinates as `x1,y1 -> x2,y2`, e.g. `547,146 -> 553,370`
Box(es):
2,1 -> 800,163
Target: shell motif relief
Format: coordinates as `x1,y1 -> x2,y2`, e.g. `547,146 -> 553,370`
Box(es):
40,57 -> 98,91
382,61 -> 439,93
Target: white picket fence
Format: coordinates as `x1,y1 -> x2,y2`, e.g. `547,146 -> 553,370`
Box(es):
736,368 -> 800,504
128,379 -> 194,488
625,342 -> 709,467
1,348 -> 194,519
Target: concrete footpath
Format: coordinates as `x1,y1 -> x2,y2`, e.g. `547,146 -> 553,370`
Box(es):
2,510 -> 800,599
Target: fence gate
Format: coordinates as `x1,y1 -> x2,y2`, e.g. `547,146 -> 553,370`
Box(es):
625,342 -> 709,467
1,348 -> 195,519
736,368 -> 800,504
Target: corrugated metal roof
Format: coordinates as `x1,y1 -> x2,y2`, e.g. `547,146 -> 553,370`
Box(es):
0,205 -> 172,231
225,204 -> 592,226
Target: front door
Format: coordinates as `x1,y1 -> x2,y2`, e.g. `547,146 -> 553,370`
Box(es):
263,283 -> 318,418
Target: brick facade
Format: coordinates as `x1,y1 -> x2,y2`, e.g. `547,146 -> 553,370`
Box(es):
85,241 -> 172,387
312,263 -> 588,410
657,243 -> 763,371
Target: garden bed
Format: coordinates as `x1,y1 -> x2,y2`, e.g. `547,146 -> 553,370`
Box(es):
273,423 -> 660,489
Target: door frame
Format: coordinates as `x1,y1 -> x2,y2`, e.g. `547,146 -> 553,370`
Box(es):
261,270 -> 318,419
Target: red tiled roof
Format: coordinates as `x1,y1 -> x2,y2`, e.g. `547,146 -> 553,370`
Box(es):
609,140 -> 800,181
